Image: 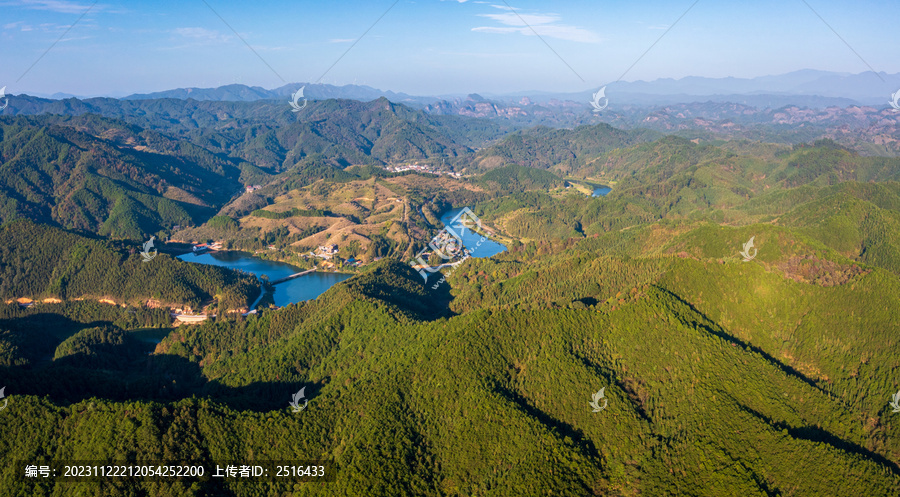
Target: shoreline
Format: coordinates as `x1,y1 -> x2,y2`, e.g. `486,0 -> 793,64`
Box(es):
179,248 -> 359,276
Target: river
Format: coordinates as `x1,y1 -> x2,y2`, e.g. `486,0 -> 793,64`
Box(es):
177,251 -> 352,307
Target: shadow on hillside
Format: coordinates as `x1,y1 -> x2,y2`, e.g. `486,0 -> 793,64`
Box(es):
0,312 -> 158,365
0,312 -> 113,337
739,403 -> 900,475
346,258 -> 455,320
0,259 -> 449,412
653,286 -> 829,395
492,384 -> 603,463
569,352 -> 654,424
425,274 -> 455,315
1,342 -> 314,413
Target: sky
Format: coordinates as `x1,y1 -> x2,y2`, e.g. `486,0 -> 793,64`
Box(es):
0,0 -> 897,97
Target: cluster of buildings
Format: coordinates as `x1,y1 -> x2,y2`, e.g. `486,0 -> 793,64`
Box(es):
386,163 -> 461,178
245,185 -> 263,193
192,241 -> 223,253
302,244 -> 363,269
313,244 -> 338,259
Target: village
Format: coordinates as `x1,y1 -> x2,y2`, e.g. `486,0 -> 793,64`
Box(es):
384,162 -> 461,178
246,242 -> 367,270
304,243 -> 366,268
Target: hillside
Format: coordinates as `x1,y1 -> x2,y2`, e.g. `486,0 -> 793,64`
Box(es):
0,116 -> 246,237
0,98 -> 515,238
0,219 -> 259,309
473,123 -> 659,175
181,164 -> 491,263
2,97 -> 900,495
470,138 -> 900,243
4,95 -> 510,167
2,244 -> 900,495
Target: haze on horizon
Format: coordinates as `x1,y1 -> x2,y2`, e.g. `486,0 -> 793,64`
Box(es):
1,0 -> 897,98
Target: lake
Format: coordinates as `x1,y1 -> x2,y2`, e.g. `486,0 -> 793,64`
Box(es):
177,251 -> 353,307
178,209 -> 505,302
439,208 -> 507,258
592,186 -> 611,197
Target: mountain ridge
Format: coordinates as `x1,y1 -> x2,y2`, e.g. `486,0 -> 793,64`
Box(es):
13,69 -> 897,108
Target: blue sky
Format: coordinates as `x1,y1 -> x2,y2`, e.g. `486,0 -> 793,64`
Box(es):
1,0 -> 896,97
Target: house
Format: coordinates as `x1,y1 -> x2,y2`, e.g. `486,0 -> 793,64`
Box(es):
192,243 -> 208,252
315,244 -> 338,259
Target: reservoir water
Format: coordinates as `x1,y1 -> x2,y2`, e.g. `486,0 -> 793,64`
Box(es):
439,208 -> 507,258
177,251 -> 352,307
592,186 -> 611,197
178,208 -> 504,303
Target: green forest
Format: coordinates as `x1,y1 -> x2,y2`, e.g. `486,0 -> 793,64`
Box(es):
1,94 -> 900,496
0,220 -> 259,309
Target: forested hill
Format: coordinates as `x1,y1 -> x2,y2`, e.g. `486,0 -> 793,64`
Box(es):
473,119 -> 900,181
0,219 -> 258,308
471,139 -> 900,276
474,123 -> 660,173
200,97 -> 479,171
0,97 -> 514,236
0,116 -> 246,237
4,87 -> 900,495
3,94 -> 510,168
3,227 -> 900,494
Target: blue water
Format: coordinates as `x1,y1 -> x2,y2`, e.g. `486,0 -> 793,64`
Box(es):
592,186 -> 611,197
177,251 -> 352,307
438,208 -> 507,258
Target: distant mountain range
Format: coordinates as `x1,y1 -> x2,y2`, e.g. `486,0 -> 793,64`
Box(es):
11,71 -> 899,120
506,70 -> 900,108
109,70 -> 900,109
4,83 -> 899,160
123,83 -> 437,106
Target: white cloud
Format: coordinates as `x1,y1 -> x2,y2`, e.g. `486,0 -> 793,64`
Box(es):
479,11 -> 561,27
435,49 -> 529,58
4,0 -> 98,14
3,20 -> 88,32
473,5 -> 601,43
173,27 -> 231,44
58,34 -> 91,42
328,38 -> 356,43
3,21 -> 33,31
